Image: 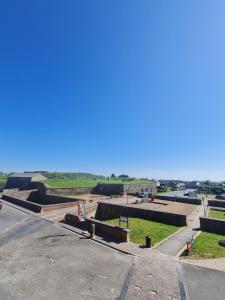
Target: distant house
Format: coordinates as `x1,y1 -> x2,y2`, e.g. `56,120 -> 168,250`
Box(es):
152,179 -> 160,187
185,181 -> 200,189
6,173 -> 47,190
159,180 -> 185,190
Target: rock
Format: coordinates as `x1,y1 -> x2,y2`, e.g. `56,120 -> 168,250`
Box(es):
218,240 -> 225,247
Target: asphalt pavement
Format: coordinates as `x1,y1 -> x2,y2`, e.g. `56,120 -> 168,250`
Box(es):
0,204 -> 133,300
181,263 -> 225,300
162,189 -> 196,197
0,202 -> 29,232
1,200 -> 225,300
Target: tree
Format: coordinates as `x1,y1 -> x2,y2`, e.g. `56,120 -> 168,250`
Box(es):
118,174 -> 129,179
110,173 -> 116,178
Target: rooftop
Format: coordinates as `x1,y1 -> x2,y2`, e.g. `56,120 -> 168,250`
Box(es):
9,172 -> 47,181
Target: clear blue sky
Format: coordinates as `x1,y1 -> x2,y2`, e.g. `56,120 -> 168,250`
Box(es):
1,1 -> 225,180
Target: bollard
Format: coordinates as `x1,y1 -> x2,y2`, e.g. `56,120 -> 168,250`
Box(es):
186,240 -> 192,255
146,235 -> 152,248
90,223 -> 95,239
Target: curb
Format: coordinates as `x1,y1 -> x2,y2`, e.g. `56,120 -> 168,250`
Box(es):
1,199 -> 39,217
119,256 -> 137,300
58,222 -> 136,256
176,262 -> 188,300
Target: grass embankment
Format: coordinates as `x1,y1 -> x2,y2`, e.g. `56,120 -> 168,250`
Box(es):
209,209 -> 225,220
186,232 -> 225,259
197,194 -> 216,199
44,179 -> 151,188
106,218 -> 180,246
0,176 -> 7,187
44,179 -> 97,188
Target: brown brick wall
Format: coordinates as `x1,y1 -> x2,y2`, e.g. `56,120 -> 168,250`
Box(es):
200,217 -> 225,235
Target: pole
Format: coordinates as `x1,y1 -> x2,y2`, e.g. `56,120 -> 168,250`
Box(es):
146,236 -> 152,248
90,223 -> 95,239
77,201 -> 81,221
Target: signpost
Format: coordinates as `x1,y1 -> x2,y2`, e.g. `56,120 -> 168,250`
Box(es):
119,216 -> 129,228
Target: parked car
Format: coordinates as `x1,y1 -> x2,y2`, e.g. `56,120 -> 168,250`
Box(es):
137,192 -> 149,198
216,194 -> 225,200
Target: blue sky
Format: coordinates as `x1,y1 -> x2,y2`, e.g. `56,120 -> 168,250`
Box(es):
1,1 -> 225,180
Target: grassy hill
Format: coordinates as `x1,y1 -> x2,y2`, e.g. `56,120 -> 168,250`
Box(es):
0,172 -> 152,188
41,171 -> 106,181
41,172 -> 151,188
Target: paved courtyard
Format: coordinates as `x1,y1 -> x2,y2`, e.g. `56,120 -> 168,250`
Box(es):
0,205 -> 133,300
101,195 -> 199,216
1,201 -> 225,300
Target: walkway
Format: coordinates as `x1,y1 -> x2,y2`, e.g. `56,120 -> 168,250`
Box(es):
156,205 -> 205,256
124,252 -> 181,300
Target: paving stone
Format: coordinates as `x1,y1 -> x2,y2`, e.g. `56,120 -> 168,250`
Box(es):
125,254 -> 181,300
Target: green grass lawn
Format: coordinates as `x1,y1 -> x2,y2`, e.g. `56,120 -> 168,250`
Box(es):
209,209 -> 225,220
185,232 -> 225,259
106,218 -> 180,246
44,179 -> 151,188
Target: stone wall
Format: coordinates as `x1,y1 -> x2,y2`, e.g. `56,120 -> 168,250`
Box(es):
155,195 -> 202,205
29,182 -> 46,199
4,179 -> 95,199
6,177 -> 32,190
86,218 -> 129,242
3,182 -> 83,206
41,201 -> 79,213
208,199 -> 225,208
65,214 -> 129,242
2,189 -> 40,202
200,217 -> 225,235
2,194 -> 42,213
95,202 -> 186,226
45,187 -> 95,196
124,183 -> 157,194
42,194 -> 79,205
97,182 -> 157,196
2,193 -> 80,214
97,184 -> 124,195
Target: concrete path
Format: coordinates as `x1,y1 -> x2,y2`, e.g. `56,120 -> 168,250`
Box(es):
124,252 -> 181,300
156,206 -> 204,256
